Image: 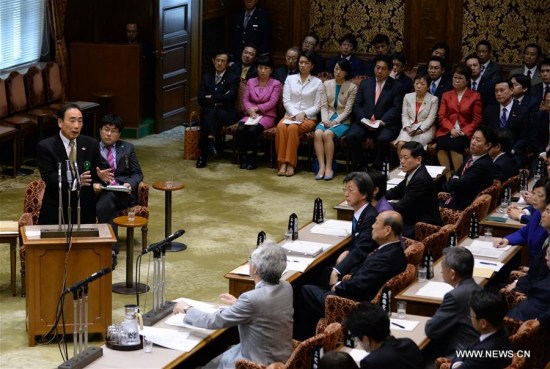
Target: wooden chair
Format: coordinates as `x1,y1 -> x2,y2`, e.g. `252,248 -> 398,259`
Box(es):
315,264 -> 416,334
478,180 -> 501,214
420,224 -> 455,261
235,323 -> 342,369
17,179 -> 46,296
435,353 -> 525,369
42,61 -> 65,110
24,66 -> 59,139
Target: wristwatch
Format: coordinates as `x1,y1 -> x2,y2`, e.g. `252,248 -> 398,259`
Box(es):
184,305 -> 193,314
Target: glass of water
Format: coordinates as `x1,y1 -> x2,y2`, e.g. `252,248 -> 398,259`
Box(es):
397,301 -> 407,318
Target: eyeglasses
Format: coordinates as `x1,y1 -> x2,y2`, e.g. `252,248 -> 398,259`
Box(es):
342,187 -> 357,194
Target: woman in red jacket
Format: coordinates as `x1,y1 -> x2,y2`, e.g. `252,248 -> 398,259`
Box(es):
435,63 -> 482,178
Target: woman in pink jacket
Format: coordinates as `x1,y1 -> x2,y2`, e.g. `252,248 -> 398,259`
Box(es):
236,55 -> 281,169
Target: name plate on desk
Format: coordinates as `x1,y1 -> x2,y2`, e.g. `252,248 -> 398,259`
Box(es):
40,226 -> 100,238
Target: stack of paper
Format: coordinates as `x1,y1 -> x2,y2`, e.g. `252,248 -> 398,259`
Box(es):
284,256 -> 315,273
310,220 -> 351,237
281,240 -> 331,257
416,281 -> 453,298
229,264 -> 250,276
0,220 -> 18,234
466,240 -> 510,259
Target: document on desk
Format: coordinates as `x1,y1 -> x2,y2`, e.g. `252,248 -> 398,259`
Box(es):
101,185 -> 131,193
416,281 -> 453,299
284,256 -> 315,273
310,219 -> 351,237
390,318 -> 419,331
171,297 -> 223,315
344,348 -> 369,363
466,240 -> 510,259
0,220 -> 18,234
140,326 -> 210,352
281,240 -> 332,257
229,263 -> 250,276
387,177 -> 402,186
474,259 -> 504,272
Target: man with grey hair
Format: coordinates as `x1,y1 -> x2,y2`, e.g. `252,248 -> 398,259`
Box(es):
173,241 -> 293,368
424,247 -> 480,363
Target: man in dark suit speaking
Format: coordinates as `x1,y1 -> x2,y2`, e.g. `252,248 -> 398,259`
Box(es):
93,115 -> 143,231
37,103 -> 113,225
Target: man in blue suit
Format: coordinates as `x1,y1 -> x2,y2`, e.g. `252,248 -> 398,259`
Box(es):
346,54 -> 403,170
325,33 -> 366,78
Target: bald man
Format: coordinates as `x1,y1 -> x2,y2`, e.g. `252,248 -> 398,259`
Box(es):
302,210 -> 407,317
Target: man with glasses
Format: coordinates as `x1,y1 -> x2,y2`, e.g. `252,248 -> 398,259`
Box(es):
301,33 -> 325,76
273,47 -> 299,84
93,115 -> 143,240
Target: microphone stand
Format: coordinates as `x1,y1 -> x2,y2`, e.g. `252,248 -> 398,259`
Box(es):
58,285 -> 102,369
142,243 -> 175,326
58,162 -> 63,230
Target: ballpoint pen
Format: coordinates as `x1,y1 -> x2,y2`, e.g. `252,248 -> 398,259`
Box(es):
391,321 -> 405,329
479,261 -> 497,266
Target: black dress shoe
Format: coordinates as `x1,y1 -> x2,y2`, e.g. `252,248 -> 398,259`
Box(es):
196,156 -> 207,168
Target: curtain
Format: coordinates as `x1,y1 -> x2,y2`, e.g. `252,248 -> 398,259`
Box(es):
48,0 -> 68,100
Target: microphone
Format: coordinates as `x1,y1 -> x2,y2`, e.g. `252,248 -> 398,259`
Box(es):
72,161 -> 81,188
58,162 -> 62,189
65,267 -> 111,293
142,229 -> 185,255
65,160 -> 73,185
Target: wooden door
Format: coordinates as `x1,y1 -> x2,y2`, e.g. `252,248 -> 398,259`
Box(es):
154,0 -> 191,132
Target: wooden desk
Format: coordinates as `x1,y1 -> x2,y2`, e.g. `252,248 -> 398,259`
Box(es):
224,221 -> 352,297
395,238 -> 521,316
22,224 -> 116,346
334,166 -> 447,220
0,224 -> 18,296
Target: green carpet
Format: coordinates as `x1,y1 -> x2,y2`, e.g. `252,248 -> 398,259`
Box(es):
0,127 -> 344,368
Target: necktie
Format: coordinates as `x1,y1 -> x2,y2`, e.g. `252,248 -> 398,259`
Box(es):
544,85 -> 549,100
106,146 -> 117,185
352,217 -> 358,234
241,67 -> 249,81
462,158 -> 473,175
430,82 -> 436,95
527,70 -> 532,79
500,107 -> 508,127
471,81 -> 477,91
215,74 -> 221,85
69,140 -> 76,176
375,82 -> 382,104
243,11 -> 251,28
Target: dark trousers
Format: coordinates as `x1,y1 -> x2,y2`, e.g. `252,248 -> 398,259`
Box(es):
199,108 -> 237,155
235,122 -> 265,155
346,123 -> 398,170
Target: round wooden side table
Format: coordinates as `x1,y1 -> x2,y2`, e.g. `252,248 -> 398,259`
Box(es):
152,181 -> 187,252
112,215 -> 150,294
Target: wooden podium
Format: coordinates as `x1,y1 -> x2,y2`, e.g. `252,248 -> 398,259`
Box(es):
22,224 -> 116,346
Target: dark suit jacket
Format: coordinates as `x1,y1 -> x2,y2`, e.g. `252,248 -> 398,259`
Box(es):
97,140 -> 143,211
492,152 -> 519,183
311,53 -> 325,76
230,62 -> 258,81
432,78 -> 454,104
515,242 -> 550,295
335,241 -> 407,301
528,110 -> 549,155
436,89 -> 482,139
508,274 -> 550,328
425,278 -> 481,358
385,165 -> 442,238
352,77 -> 403,135
482,102 -> 529,151
482,60 -> 504,83
530,83 -> 549,102
394,73 -> 413,94
229,7 -> 271,58
518,94 -> 540,115
198,70 -> 240,112
359,336 -> 424,369
326,54 -> 366,78
445,154 -> 494,210
273,66 -> 298,85
37,134 -> 109,225
335,204 -> 378,276
451,328 -> 512,369
471,76 -> 496,108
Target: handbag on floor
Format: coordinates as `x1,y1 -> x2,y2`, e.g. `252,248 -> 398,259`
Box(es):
183,111 -> 200,160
